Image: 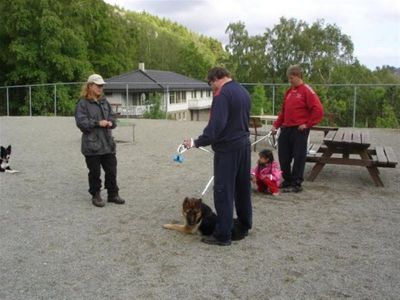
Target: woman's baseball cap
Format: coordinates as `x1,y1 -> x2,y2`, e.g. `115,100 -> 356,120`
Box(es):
87,74 -> 106,85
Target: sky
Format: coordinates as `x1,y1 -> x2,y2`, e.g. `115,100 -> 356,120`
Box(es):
104,0 -> 400,70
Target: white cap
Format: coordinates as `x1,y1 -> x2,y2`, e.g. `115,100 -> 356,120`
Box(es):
87,74 -> 106,85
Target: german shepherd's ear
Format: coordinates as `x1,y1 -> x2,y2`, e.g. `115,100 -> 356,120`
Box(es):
183,197 -> 190,208
195,198 -> 202,209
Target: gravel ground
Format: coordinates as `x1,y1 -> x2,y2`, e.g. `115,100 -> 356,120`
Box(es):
1,117 -> 399,300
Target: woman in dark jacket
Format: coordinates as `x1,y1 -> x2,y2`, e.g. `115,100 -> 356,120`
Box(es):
75,74 -> 125,207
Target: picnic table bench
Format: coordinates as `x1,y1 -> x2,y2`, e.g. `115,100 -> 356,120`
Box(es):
306,129 -> 398,187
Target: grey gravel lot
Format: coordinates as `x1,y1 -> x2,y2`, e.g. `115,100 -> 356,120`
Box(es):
1,117 -> 399,300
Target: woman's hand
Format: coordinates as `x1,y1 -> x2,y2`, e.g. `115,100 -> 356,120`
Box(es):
99,120 -> 111,127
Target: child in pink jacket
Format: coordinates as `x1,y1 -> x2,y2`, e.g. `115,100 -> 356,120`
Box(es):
251,149 -> 282,196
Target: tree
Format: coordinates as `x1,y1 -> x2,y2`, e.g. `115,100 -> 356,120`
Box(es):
143,94 -> 166,119
178,41 -> 212,80
0,0 -> 91,85
376,102 -> 400,128
225,18 -> 356,84
251,85 -> 272,115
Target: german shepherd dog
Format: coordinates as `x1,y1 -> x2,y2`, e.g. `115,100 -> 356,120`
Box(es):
163,197 -> 217,235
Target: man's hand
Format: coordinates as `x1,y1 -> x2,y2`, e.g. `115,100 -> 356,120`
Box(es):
183,138 -> 194,149
271,127 -> 278,135
298,124 -> 307,131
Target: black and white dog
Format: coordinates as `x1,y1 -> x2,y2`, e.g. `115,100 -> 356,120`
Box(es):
1,145 -> 19,173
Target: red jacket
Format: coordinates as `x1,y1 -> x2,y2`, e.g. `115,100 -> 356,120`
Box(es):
273,84 -> 324,129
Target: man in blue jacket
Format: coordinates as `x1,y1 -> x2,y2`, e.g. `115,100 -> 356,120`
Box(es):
184,67 -> 252,246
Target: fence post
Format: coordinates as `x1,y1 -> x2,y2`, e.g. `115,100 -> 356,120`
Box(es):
272,85 -> 275,115
6,87 -> 9,116
29,85 -> 32,117
353,86 -> 357,127
53,84 -> 57,116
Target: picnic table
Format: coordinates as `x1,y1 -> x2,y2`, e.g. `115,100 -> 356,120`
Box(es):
250,115 -> 278,124
306,129 -> 398,187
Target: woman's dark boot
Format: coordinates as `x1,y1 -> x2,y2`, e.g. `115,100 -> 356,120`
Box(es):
108,193 -> 125,204
92,191 -> 106,207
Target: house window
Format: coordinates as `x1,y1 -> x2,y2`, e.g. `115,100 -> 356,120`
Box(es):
200,90 -> 204,98
181,91 -> 186,103
170,92 -> 175,104
169,91 -> 188,104
207,90 -> 211,97
191,91 -> 196,98
132,93 -> 141,106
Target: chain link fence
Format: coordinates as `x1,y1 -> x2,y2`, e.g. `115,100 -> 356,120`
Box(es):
0,82 -> 399,128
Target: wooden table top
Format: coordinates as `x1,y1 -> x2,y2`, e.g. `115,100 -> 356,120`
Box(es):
323,129 -> 371,149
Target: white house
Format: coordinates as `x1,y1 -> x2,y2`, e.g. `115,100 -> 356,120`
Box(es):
104,63 -> 212,121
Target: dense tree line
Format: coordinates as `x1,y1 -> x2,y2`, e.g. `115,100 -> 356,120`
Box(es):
0,0 -> 225,85
0,1 -> 398,127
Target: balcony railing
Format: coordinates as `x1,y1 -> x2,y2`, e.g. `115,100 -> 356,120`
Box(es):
188,98 -> 212,109
120,105 -> 150,116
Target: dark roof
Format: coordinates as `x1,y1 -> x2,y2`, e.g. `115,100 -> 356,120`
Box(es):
104,69 -> 210,92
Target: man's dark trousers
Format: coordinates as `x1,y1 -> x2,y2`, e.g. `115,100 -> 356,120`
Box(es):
85,153 -> 119,195
278,126 -> 310,187
213,144 -> 252,242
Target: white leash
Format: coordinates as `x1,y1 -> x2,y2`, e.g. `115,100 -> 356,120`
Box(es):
176,143 -> 212,155
250,129 -> 279,149
201,176 -> 214,197
266,129 -> 279,149
175,130 -> 279,197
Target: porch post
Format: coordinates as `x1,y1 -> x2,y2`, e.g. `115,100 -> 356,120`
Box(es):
166,85 -> 169,119
126,83 -> 129,118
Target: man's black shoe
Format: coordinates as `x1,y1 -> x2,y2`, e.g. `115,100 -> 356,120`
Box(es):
231,230 -> 248,241
280,181 -> 292,188
201,235 -> 231,246
293,185 -> 303,193
231,219 -> 249,241
282,185 -> 303,193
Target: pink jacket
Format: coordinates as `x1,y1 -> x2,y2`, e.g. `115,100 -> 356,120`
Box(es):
251,161 -> 282,183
